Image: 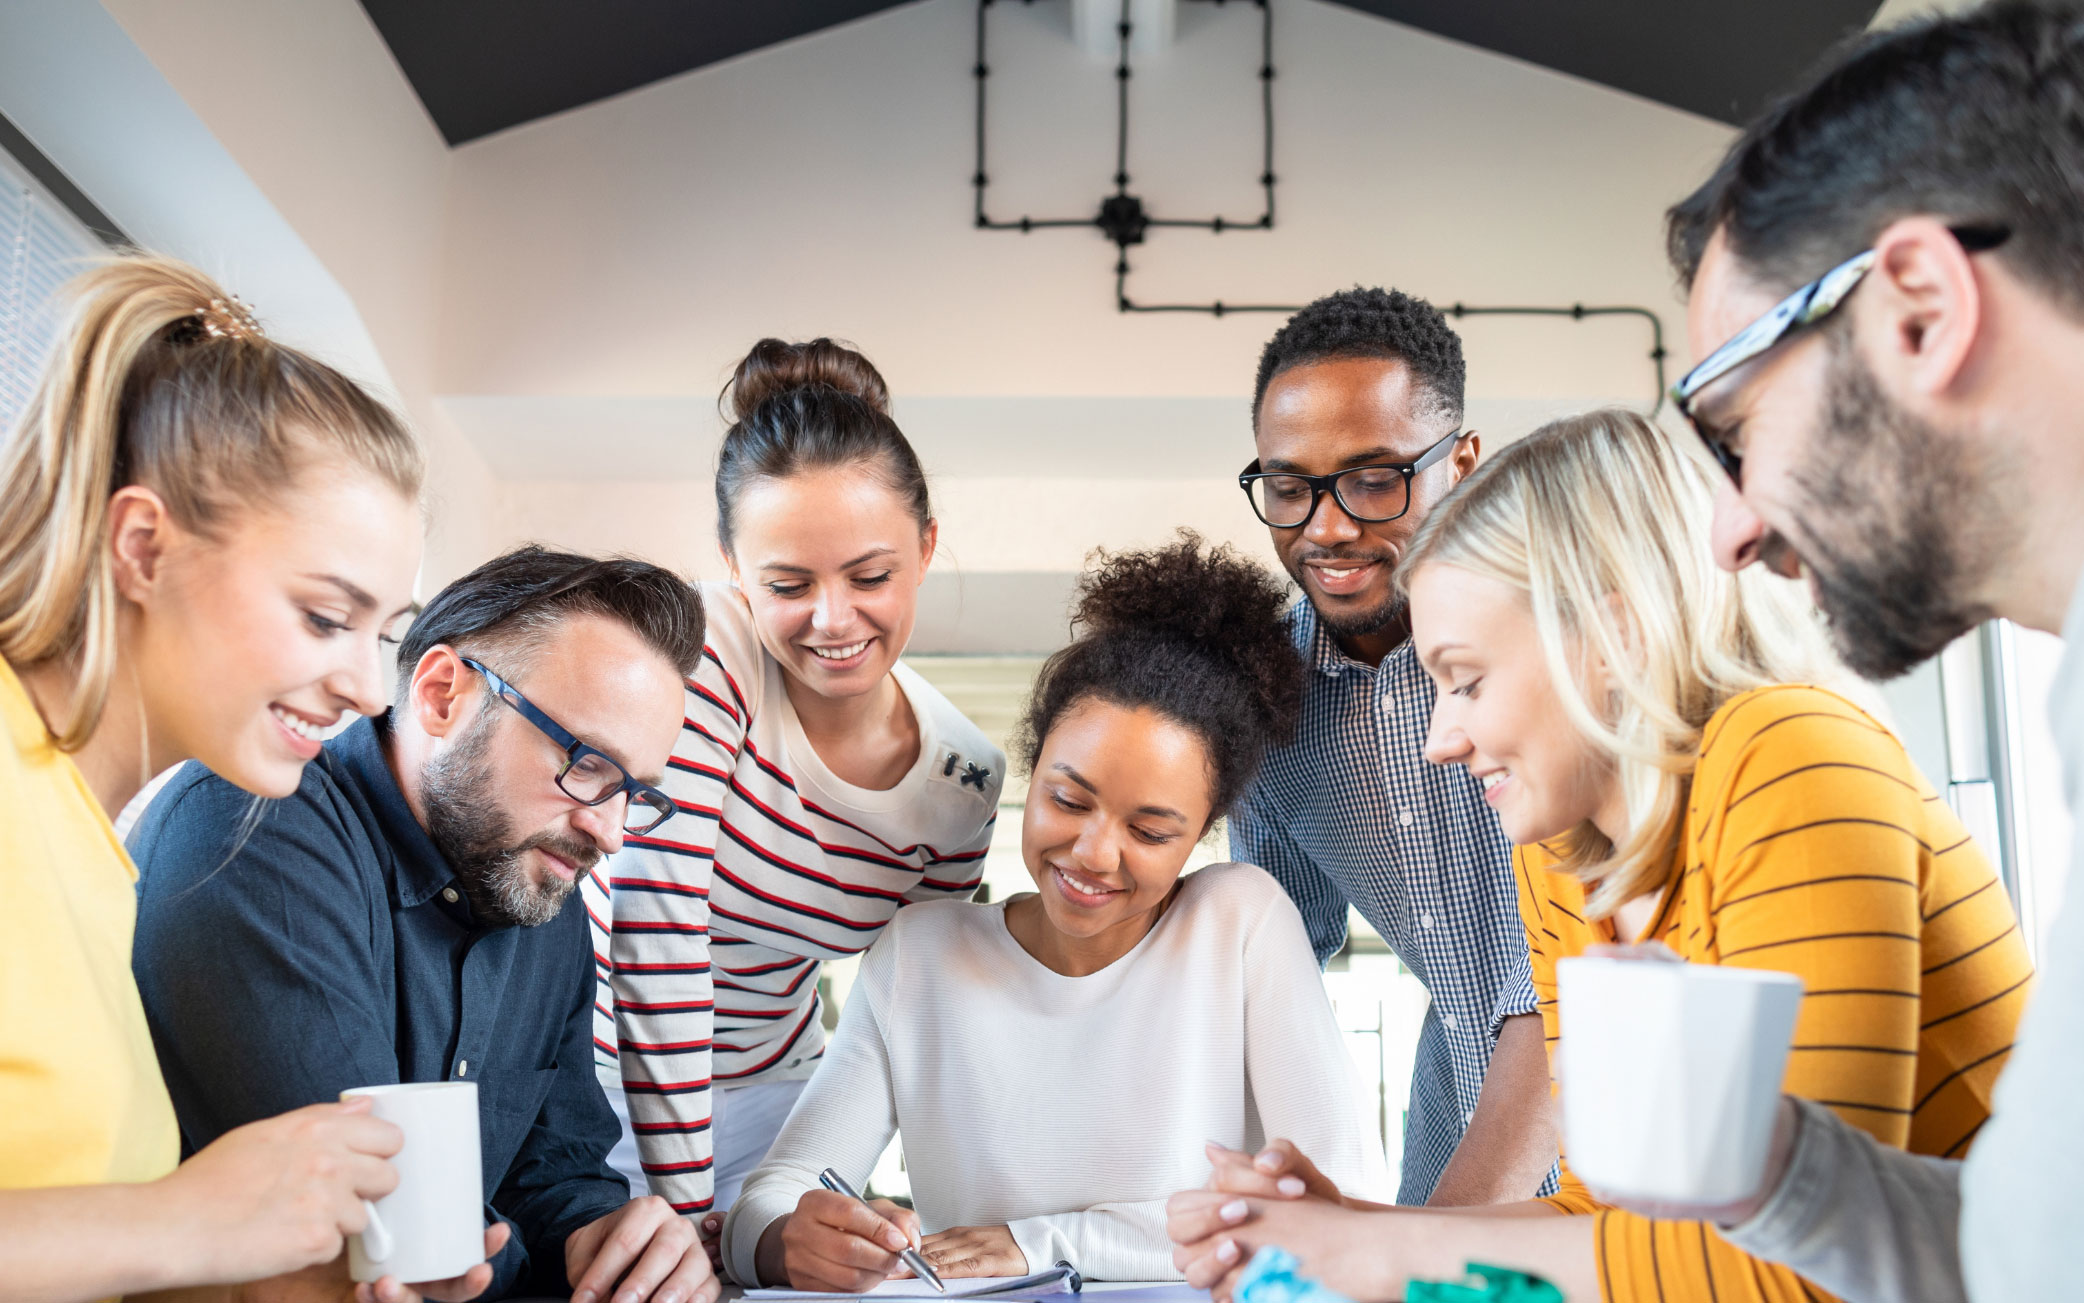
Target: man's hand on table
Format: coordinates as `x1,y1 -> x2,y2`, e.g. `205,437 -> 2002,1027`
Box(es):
567,1195 -> 720,1303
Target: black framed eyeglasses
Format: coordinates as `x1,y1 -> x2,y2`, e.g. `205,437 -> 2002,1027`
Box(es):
1238,429 -> 1465,528
1672,223 -> 2010,485
460,657 -> 677,837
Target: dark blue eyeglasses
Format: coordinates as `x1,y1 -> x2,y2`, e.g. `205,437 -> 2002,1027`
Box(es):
460,658 -> 677,837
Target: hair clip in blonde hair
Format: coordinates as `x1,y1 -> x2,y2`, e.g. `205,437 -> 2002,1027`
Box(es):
199,294 -> 263,342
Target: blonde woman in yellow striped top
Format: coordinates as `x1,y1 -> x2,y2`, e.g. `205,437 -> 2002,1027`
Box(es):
1163,409 -> 2030,1303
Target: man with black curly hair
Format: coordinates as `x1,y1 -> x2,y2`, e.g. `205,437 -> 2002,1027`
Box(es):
1229,287 -> 1556,1206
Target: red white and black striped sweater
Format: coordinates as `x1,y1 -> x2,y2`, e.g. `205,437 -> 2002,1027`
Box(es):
585,584 -> 1002,1215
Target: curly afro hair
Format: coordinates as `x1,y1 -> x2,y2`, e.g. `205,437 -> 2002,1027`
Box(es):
1252,286 -> 1466,429
1015,531 -> 1304,824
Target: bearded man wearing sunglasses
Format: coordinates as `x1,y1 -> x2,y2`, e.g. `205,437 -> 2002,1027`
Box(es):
1616,5 -> 2084,1302
129,546 -> 719,1303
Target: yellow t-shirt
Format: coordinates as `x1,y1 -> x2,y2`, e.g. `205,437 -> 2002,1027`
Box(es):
0,656 -> 179,1187
1519,685 -> 2031,1303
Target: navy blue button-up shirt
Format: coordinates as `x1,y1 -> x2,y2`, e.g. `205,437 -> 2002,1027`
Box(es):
131,715 -> 627,1299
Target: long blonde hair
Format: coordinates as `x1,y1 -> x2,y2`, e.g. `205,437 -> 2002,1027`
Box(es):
0,254 -> 424,749
1397,408 -> 1835,918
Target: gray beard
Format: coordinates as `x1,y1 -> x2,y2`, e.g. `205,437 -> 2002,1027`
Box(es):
420,707 -> 586,928
1788,338 -> 2002,681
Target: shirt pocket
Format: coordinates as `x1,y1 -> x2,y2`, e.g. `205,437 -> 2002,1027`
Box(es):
472,1066 -> 560,1178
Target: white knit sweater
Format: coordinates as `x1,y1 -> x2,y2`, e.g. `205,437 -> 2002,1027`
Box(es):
723,861 -> 1391,1284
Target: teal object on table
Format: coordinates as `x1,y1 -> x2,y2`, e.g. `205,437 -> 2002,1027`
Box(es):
1232,1247 -> 1560,1303
1233,1247 -> 1354,1303
1406,1264 -> 1563,1303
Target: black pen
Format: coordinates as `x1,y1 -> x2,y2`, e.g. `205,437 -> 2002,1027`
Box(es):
818,1167 -> 947,1294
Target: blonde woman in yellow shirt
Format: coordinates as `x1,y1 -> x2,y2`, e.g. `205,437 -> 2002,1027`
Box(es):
0,257 -> 453,1303
1165,409 -> 2031,1302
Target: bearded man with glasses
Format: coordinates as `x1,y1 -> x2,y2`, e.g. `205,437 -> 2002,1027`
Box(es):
1226,288 -> 1559,1209
1572,5 -> 2084,1302
129,546 -> 719,1303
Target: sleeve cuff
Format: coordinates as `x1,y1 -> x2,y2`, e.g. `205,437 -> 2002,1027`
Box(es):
1719,1097 -> 1827,1255
722,1198 -> 793,1286
1002,1218 -> 1048,1278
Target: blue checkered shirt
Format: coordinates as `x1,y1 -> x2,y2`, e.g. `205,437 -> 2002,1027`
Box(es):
1230,599 -> 1543,1204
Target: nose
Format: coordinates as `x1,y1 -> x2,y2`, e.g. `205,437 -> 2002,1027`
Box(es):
811,583 -> 854,635
570,797 -> 626,857
1422,699 -> 1472,768
1301,487 -> 1363,547
1710,479 -> 1769,574
329,632 -> 392,719
1069,816 -> 1123,877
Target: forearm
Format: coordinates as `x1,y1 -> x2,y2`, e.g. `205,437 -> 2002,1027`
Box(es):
753,1215 -> 790,1288
1426,1014 -> 1556,1207
1376,1208 -> 1595,1301
0,1183 -> 205,1303
1720,1098 -> 1964,1303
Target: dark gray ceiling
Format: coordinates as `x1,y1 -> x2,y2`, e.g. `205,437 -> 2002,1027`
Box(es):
1329,0 -> 1884,126
362,0 -> 1884,146
359,1 -> 918,145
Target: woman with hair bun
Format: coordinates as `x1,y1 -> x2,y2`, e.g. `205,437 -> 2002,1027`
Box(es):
718,532 -> 1391,1289
591,339 -> 1004,1230
0,255 -> 444,1301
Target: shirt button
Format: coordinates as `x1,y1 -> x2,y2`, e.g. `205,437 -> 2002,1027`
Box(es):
442,887 -> 460,903
1399,810 -> 1414,827
1420,913 -> 1434,930
456,1060 -> 469,1077
1465,1110 -> 1476,1125
1442,1014 -> 1458,1030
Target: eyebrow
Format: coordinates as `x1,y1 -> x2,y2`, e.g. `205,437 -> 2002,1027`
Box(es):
759,547 -> 899,575
1049,762 -> 1189,823
304,573 -> 379,610
1262,447 -> 1415,473
1418,639 -> 1469,673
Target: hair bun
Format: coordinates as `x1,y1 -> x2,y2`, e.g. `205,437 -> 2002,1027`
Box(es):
724,337 -> 891,423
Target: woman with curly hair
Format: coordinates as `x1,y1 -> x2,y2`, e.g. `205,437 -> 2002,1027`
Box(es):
719,533 -> 1391,1289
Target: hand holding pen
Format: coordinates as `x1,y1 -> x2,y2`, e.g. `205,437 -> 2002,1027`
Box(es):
821,1169 -> 946,1293
759,1167 -> 945,1294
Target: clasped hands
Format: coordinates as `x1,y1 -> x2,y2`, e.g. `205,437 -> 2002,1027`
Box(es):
1166,1140 -> 1390,1303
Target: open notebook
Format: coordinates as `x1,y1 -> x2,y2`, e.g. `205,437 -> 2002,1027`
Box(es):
743,1262 -> 1084,1301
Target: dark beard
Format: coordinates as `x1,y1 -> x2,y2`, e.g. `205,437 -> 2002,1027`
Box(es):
1787,339 -> 2001,681
421,708 -> 594,928
1279,547 -> 1406,643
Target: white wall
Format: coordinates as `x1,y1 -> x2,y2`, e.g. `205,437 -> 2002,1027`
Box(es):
424,0 -> 1733,622
17,0 -> 1737,611
439,0 -> 1727,402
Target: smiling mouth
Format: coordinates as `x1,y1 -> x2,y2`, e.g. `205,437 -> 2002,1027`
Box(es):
807,639 -> 872,661
270,705 -> 334,743
1052,864 -> 1124,906
1300,556 -> 1386,593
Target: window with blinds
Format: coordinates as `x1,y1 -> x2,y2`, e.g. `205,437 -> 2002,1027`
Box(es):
0,145 -> 102,441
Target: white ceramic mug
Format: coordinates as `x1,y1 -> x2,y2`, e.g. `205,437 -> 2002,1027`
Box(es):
1556,957 -> 1804,1204
342,1082 -> 485,1284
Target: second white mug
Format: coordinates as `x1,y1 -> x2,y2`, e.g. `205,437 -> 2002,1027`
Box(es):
1557,957 -> 1804,1205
